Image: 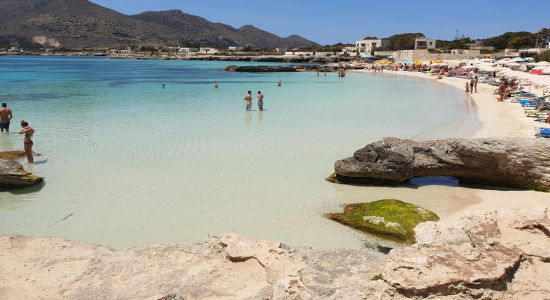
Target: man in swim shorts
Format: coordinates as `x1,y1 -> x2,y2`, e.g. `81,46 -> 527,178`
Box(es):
245,91 -> 252,111
257,91 -> 264,111
0,103 -> 13,133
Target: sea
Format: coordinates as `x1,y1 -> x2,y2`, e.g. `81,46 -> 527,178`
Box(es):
0,56 -> 481,249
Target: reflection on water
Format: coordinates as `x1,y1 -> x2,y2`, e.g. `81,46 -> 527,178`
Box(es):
0,57 -> 482,249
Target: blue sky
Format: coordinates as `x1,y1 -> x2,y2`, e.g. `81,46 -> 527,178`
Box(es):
91,0 -> 549,45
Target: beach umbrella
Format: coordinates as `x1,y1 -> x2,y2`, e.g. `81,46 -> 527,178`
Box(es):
523,57 -> 535,62
535,61 -> 550,66
530,70 -> 544,75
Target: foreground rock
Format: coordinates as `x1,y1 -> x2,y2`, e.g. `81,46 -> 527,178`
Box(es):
0,150 -> 26,160
0,159 -> 43,188
0,232 -> 386,299
1,206 -> 549,299
334,137 -> 550,191
0,207 -> 548,299
326,199 -> 440,243
383,206 -> 550,299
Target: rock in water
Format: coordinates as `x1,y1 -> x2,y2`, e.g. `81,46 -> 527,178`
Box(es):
325,199 -> 440,243
333,138 -> 550,192
0,151 -> 26,160
0,160 -> 43,188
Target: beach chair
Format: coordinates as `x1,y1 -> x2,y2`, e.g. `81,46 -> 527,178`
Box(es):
535,128 -> 550,138
535,112 -> 549,122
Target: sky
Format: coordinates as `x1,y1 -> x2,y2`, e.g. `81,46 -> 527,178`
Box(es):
91,0 -> 550,45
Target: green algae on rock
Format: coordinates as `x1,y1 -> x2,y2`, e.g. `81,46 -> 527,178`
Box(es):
326,200 -> 440,244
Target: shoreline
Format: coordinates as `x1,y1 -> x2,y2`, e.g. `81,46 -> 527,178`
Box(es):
353,69 -> 549,221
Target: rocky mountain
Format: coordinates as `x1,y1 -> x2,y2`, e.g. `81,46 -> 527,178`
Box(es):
132,10 -> 317,48
0,0 -> 317,49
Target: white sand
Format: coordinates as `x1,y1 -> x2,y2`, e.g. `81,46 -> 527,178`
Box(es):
356,70 -> 550,218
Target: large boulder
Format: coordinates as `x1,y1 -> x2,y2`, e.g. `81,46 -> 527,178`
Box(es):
333,138 -> 550,191
382,207 -> 550,299
0,159 -> 43,188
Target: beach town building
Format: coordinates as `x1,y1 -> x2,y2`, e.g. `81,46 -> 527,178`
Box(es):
393,49 -> 481,61
340,46 -> 358,56
468,41 -> 495,52
414,37 -> 437,50
228,46 -> 244,52
179,47 -> 200,55
355,39 -> 382,55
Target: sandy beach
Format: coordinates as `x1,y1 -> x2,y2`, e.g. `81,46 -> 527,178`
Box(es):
354,69 -> 549,221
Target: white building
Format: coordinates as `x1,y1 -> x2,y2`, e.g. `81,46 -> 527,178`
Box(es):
355,39 -> 382,54
414,37 -> 436,50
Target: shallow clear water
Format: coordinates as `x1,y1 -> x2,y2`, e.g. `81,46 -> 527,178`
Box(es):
0,57 -> 481,249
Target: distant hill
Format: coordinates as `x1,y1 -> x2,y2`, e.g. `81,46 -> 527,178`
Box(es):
133,10 -> 317,48
0,0 -> 318,49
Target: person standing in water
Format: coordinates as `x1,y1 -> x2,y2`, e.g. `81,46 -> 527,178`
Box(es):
245,91 -> 253,111
257,91 -> 264,111
0,103 -> 13,133
277,80 -> 282,87
214,81 -> 219,89
18,120 -> 34,163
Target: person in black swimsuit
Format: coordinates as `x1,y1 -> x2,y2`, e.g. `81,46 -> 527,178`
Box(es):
18,120 -> 35,163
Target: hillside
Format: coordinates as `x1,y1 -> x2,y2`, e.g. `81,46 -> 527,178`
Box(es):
132,10 -> 317,48
0,0 -> 317,49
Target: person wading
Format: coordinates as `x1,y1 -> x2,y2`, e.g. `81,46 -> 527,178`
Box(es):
0,103 -> 13,133
245,91 -> 253,111
18,120 -> 35,163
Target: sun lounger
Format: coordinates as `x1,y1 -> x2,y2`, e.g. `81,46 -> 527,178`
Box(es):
535,128 -> 550,138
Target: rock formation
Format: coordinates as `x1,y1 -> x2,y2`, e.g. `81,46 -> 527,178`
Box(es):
383,206 -> 550,299
0,159 -> 43,188
1,207 -> 548,299
333,137 -> 550,191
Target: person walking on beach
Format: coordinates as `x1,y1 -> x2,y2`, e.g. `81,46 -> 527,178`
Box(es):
0,103 -> 13,133
245,91 -> 253,111
465,83 -> 470,93
497,82 -> 505,102
469,78 -> 475,94
18,120 -> 34,163
257,91 -> 264,111
474,76 -> 478,93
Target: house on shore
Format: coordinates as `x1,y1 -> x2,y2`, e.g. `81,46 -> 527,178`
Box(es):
355,39 -> 382,55
414,37 -> 437,50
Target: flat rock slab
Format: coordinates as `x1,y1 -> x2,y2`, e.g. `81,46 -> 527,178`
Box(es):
334,137 -> 550,191
0,159 -> 43,188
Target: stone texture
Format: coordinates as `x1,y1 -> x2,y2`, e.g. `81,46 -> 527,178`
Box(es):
334,137 -> 550,191
0,150 -> 26,160
0,159 -> 43,188
383,207 -> 550,299
0,207 -> 548,299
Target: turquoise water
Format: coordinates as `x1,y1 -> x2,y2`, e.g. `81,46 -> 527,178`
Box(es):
0,56 -> 480,249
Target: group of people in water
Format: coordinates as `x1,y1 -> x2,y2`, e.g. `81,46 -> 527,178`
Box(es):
244,91 -> 264,111
0,102 -> 35,163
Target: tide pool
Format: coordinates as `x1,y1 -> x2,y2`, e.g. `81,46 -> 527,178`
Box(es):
0,57 -> 481,249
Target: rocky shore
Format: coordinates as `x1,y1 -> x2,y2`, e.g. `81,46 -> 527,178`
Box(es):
1,206 -> 548,299
0,152 -> 43,188
333,137 -> 550,192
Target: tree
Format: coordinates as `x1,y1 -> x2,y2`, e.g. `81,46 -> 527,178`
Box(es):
535,50 -> 550,62
382,33 -> 424,51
